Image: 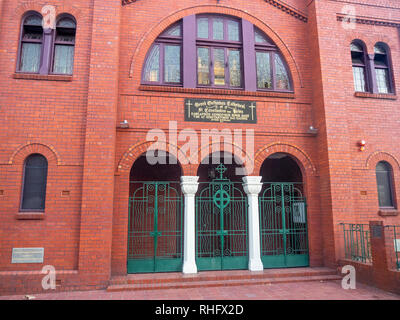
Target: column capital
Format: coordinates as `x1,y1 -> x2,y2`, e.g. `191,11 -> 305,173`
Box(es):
180,176 -> 199,195
242,176 -> 263,195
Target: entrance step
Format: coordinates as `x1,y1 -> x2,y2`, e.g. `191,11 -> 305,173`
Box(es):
107,267 -> 341,292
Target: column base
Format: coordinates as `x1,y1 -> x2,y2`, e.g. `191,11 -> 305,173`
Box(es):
182,261 -> 198,274
248,258 -> 264,272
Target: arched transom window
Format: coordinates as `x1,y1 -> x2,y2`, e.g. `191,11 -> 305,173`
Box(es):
142,14 -> 292,92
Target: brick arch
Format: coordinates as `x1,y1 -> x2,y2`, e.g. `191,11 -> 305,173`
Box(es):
345,33 -> 397,55
117,141 -> 191,175
186,142 -> 253,176
13,2 -> 82,24
129,4 -> 303,89
254,142 -> 317,178
9,142 -> 61,165
365,151 -> 400,171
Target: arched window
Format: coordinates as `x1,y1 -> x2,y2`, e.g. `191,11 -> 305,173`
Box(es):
376,161 -> 395,208
18,12 -> 44,73
350,41 -> 367,92
142,22 -> 182,85
52,16 -> 76,74
374,43 -> 392,94
141,14 -> 292,92
21,154 -> 48,211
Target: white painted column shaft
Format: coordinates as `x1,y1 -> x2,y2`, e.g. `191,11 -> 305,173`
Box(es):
181,176 -> 199,274
243,176 -> 264,271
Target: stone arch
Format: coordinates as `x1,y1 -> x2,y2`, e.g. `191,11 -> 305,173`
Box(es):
254,142 -> 316,178
8,142 -> 61,166
129,4 -> 303,89
117,141 -> 191,175
365,151 -> 400,171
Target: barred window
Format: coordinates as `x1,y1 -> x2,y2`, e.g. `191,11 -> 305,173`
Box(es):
376,161 -> 395,208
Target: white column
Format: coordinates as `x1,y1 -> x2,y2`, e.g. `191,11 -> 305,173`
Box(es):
181,176 -> 199,274
243,176 -> 264,271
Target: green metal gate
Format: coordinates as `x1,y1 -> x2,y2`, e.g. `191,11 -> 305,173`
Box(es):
127,182 -> 183,273
259,183 -> 309,268
196,164 -> 248,271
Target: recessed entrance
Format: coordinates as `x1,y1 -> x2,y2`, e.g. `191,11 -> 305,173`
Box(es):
196,153 -> 248,271
127,153 -> 183,273
259,153 -> 309,268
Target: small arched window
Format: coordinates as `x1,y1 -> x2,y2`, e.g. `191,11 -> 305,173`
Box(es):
142,22 -> 182,85
18,13 -> 44,73
52,16 -> 76,74
141,14 -> 293,92
376,161 -> 395,208
21,154 -> 48,211
350,41 -> 367,92
374,43 -> 392,94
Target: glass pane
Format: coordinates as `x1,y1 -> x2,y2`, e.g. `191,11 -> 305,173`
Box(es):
374,45 -> 386,54
227,20 -> 239,41
213,18 -> 224,40
164,45 -> 181,83
213,48 -> 225,86
55,33 -> 75,43
25,15 -> 42,26
57,18 -> 76,28
352,66 -> 366,92
197,18 -> 209,39
256,51 -> 271,89
229,50 -> 241,87
21,155 -> 48,210
376,171 -> 394,207
351,51 -> 364,65
255,30 -> 268,44
143,45 -> 160,82
20,42 -> 41,73
376,68 -> 390,94
53,45 -> 74,74
350,42 -> 363,52
275,54 -> 290,90
197,47 -> 210,85
165,24 -> 181,37
23,30 -> 43,41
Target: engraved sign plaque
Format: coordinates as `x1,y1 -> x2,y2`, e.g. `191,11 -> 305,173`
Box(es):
185,98 -> 257,123
12,248 -> 44,263
371,225 -> 383,239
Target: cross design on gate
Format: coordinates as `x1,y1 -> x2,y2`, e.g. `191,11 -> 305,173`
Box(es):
215,164 -> 227,179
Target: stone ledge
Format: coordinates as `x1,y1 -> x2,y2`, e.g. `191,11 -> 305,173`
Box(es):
378,209 -> 398,217
13,73 -> 73,82
354,92 -> 397,100
15,212 -> 45,220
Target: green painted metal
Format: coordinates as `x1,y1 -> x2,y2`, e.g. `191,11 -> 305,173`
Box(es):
259,183 -> 309,268
196,164 -> 248,271
384,225 -> 400,270
340,223 -> 371,263
127,181 -> 183,273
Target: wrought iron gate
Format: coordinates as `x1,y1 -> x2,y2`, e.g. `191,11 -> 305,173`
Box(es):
127,182 -> 183,273
196,164 -> 248,271
259,183 -> 309,268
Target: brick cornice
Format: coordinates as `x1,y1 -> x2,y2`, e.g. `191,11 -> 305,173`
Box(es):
337,13 -> 400,28
122,0 -> 137,5
264,0 -> 308,22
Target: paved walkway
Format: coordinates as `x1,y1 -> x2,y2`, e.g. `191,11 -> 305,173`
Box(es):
1,280 -> 399,300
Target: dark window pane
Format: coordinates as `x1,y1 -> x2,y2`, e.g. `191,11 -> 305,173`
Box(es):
143,45 -> 160,82
352,66 -> 366,92
275,54 -> 290,90
53,45 -> 74,74
57,18 -> 76,28
213,18 -> 224,40
351,51 -> 364,65
21,155 -> 48,210
227,20 -> 239,41
350,42 -> 363,52
374,45 -> 386,54
25,15 -> 42,26
197,47 -> 210,85
197,18 -> 209,39
20,43 -> 41,73
164,45 -> 181,83
256,51 -> 271,89
376,162 -> 394,208
213,48 -> 225,86
229,49 -> 241,87
376,68 -> 390,93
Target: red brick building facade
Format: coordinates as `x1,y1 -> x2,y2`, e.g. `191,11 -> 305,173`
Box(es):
0,0 -> 399,294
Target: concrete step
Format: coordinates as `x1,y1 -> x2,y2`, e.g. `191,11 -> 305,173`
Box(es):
107,274 -> 342,292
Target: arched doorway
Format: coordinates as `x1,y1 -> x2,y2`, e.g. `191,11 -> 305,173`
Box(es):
127,152 -> 183,273
259,153 -> 309,268
196,152 -> 248,271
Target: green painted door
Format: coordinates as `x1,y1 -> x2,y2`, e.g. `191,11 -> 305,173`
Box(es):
259,183 -> 309,268
196,164 -> 248,271
127,182 -> 183,273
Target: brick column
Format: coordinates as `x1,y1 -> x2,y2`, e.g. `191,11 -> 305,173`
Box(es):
369,221 -> 390,289
78,1 -> 121,284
